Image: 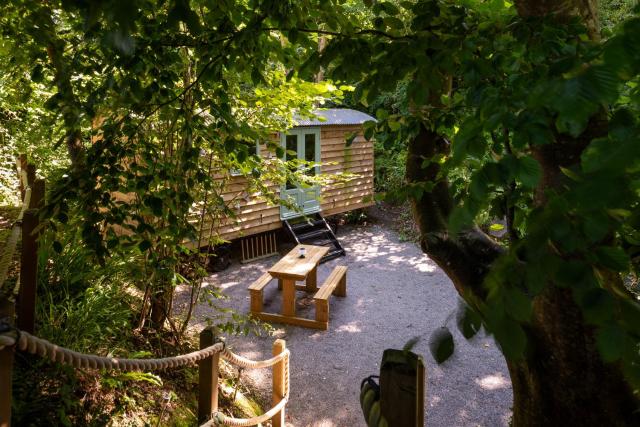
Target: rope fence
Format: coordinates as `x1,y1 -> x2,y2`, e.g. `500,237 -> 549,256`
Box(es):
0,327 -> 290,427
1,158 -> 290,427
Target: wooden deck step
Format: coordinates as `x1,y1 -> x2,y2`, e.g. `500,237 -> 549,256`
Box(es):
314,266 -> 347,326
249,272 -> 273,313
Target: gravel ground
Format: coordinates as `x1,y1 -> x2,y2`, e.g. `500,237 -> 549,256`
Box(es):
186,218 -> 512,426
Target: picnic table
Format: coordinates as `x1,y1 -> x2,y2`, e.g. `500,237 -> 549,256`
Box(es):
248,244 -> 347,330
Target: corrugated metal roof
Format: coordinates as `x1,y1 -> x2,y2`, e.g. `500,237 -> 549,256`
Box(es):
293,108 -> 375,127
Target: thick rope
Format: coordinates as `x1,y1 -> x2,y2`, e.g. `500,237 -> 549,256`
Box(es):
202,396 -> 289,427
202,351 -> 291,427
220,347 -> 290,370
0,330 -> 224,371
0,187 -> 31,291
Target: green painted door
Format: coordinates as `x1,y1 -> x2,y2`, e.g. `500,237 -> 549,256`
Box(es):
280,128 -> 321,219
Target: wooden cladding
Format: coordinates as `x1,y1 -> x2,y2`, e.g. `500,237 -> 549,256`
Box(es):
208,124 -> 374,243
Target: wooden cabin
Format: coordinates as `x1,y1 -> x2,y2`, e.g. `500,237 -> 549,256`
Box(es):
206,108 -> 375,259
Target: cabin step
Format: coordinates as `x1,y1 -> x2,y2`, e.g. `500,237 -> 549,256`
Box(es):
297,229 -> 331,241
283,213 -> 346,263
289,218 -> 325,232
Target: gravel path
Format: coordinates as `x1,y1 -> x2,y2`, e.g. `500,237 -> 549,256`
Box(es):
187,221 -> 512,426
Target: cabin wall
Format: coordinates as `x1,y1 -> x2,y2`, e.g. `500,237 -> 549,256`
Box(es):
209,125 -> 374,242
319,125 -> 374,216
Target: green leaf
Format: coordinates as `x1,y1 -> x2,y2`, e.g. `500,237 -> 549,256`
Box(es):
594,246 -> 630,271
596,324 -> 626,362
580,288 -> 615,325
514,156 -> 541,188
493,318 -> 527,360
456,302 -> 482,339
429,327 -> 454,364
504,288 -> 532,322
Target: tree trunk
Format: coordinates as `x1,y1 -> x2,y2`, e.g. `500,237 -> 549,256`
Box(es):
406,123 -> 639,424
508,287 -> 639,426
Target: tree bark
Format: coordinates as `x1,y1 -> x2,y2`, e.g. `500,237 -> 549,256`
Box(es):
514,0 -> 600,40
508,287 -> 639,426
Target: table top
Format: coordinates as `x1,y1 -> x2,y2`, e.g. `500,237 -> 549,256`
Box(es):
268,244 -> 330,280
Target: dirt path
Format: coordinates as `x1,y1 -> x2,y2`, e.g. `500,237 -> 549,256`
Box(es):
187,219 -> 512,426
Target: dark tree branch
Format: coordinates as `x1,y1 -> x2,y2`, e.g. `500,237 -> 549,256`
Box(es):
406,123 -> 503,300
261,27 -> 416,41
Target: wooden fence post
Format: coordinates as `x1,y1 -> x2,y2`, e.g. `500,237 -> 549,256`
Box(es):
198,327 -> 220,424
0,299 -> 15,427
17,210 -> 38,334
17,178 -> 44,334
272,339 -> 286,427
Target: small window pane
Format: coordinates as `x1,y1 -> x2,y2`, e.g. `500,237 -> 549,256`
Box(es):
305,133 -> 316,176
286,135 -> 297,161
285,134 -> 297,189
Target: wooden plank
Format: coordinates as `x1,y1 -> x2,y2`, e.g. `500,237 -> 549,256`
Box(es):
321,200 -> 375,216
314,266 -> 347,300
323,158 -> 373,171
321,148 -> 374,161
321,139 -> 371,149
250,289 -> 263,313
281,278 -> 296,317
217,221 -> 283,241
323,179 -> 374,191
17,209 -> 38,334
252,312 -> 328,330
306,266 -> 317,292
321,192 -> 375,208
417,356 -> 426,427
315,299 -> 329,323
321,188 -> 374,201
214,210 -> 281,229
268,245 -> 329,280
322,164 -> 373,174
248,272 -> 273,291
198,327 -> 220,424
272,339 -> 286,427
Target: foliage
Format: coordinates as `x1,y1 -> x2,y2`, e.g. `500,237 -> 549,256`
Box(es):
600,0 -> 638,32
302,0 -> 640,396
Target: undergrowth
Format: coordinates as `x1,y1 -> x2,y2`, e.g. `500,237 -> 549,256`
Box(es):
11,221 -> 262,425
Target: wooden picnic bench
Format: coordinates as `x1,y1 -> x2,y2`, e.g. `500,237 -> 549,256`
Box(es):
248,244 -> 347,330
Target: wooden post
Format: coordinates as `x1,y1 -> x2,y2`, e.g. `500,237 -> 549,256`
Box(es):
198,327 -> 220,424
281,279 -> 296,317
416,357 -> 426,427
306,267 -> 317,292
0,299 -> 15,427
17,209 -> 38,334
272,339 -> 286,427
29,179 -> 45,210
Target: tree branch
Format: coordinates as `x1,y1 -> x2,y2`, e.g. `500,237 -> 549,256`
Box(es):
407,123 -> 503,299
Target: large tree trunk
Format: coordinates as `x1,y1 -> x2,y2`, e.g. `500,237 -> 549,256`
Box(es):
508,287 -> 638,425
406,120 -> 639,425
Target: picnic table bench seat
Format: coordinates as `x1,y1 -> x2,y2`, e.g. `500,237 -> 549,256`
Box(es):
314,265 -> 347,327
249,272 -> 273,313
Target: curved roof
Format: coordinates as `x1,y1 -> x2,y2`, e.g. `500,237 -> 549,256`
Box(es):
293,108 -> 375,127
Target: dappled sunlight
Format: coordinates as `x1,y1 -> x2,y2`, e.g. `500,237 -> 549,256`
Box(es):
475,373 -> 510,390
185,223 -> 512,426
308,418 -> 338,427
335,321 -> 362,333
